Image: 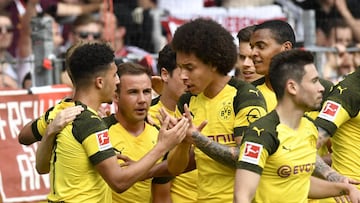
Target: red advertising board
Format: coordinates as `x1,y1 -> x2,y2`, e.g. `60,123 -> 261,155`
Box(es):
0,86 -> 72,203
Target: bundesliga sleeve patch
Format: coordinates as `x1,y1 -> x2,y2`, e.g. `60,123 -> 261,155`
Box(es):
318,101 -> 341,122
241,141 -> 263,165
96,129 -> 112,151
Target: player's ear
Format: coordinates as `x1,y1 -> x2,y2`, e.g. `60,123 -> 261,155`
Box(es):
282,41 -> 292,51
286,79 -> 297,95
95,76 -> 104,89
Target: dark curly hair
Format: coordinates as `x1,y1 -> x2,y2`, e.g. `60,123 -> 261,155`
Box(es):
171,18 -> 237,75
68,41 -> 114,87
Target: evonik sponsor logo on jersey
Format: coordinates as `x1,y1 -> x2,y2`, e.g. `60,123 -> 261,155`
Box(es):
96,129 -> 112,151
318,101 -> 341,122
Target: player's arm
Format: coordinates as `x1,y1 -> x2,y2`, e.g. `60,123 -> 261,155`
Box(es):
19,106 -> 55,145
316,127 -> 331,149
151,182 -> 172,203
96,116 -> 188,193
36,106 -> 83,174
312,154 -> 343,181
191,130 -> 239,168
234,169 -> 260,203
308,176 -> 360,201
18,120 -> 38,145
167,141 -> 193,175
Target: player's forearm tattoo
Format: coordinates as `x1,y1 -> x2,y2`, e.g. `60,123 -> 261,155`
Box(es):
192,131 -> 238,168
317,127 -> 330,149
313,154 -> 342,182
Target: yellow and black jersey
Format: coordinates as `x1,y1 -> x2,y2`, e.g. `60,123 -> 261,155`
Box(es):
104,114 -> 159,203
315,70 -> 360,187
47,101 -> 115,202
237,111 -> 318,203
148,96 -> 176,128
177,77 -> 267,202
252,77 -> 333,113
149,97 -> 198,203
252,77 -> 276,112
32,98 -> 74,141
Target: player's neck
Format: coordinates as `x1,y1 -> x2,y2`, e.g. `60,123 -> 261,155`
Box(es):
276,100 -> 304,130
203,75 -> 231,98
115,113 -> 145,136
264,76 -> 273,91
73,89 -> 102,113
160,89 -> 177,111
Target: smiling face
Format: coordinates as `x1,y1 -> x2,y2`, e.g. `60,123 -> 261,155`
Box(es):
250,29 -> 288,76
238,41 -> 263,82
116,73 -> 152,124
177,52 -> 215,95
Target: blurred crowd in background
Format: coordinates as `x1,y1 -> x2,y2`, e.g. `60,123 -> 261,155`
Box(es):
0,0 -> 360,90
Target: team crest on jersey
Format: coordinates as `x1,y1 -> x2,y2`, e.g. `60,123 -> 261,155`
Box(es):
96,129 -> 112,151
241,141 -> 262,165
318,101 -> 341,122
219,102 -> 232,121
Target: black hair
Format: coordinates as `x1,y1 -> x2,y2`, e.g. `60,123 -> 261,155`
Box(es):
171,18 -> 237,75
68,42 -> 114,87
157,44 -> 177,76
254,20 -> 296,46
269,49 -> 314,100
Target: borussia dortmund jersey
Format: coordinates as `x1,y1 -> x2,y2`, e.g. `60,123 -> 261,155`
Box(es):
177,77 -> 267,202
315,70 -> 360,190
47,102 -> 115,202
104,114 -> 159,203
32,98 -> 74,140
254,81 -> 277,112
149,98 -> 198,203
148,96 -> 176,128
237,111 -> 318,203
252,77 -> 333,113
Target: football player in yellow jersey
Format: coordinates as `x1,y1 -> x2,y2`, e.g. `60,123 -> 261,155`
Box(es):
149,44 -> 198,203
235,49 -> 360,203
249,20 -> 354,189
315,68 -> 360,203
104,62 -> 168,203
236,25 -> 263,83
20,42 -> 189,202
167,18 -> 268,203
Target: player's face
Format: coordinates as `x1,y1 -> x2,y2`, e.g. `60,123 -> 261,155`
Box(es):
165,67 -> 187,100
103,63 -> 120,104
177,52 -> 215,95
238,41 -> 263,82
117,73 -> 152,123
250,29 -> 285,76
296,64 -> 324,111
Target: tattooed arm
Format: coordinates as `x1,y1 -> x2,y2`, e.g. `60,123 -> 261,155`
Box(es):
192,131 -> 239,168
313,154 -> 353,183
317,127 -> 331,149
313,154 -> 338,180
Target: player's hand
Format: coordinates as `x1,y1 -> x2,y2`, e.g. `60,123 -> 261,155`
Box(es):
157,115 -> 188,151
157,107 -> 179,129
47,105 -> 83,136
183,103 -> 207,143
